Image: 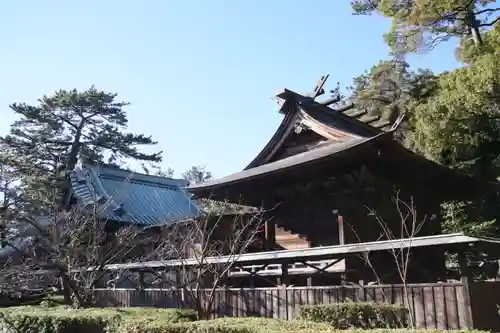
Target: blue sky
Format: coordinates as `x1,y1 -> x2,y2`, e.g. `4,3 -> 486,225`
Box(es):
0,1 -> 462,178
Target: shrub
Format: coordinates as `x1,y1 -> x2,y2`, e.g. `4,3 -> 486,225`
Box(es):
299,302 -> 409,329
0,306 -> 197,333
117,316 -> 487,333
0,307 -> 119,333
0,308 -> 488,333
119,317 -> 335,333
117,307 -> 198,323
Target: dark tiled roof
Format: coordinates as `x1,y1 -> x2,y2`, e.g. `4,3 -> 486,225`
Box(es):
189,134 -> 382,192
70,164 -> 201,226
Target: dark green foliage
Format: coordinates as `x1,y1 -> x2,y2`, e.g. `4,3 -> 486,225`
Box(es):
118,316 -> 483,333
182,165 -> 212,186
0,307 -> 119,333
0,86 -> 162,212
299,302 -> 409,329
405,27 -> 500,239
347,59 -> 436,143
0,306 -> 488,333
117,307 -> 199,323
120,317 -> 342,333
345,17 -> 500,254
0,306 -> 197,333
351,0 -> 500,55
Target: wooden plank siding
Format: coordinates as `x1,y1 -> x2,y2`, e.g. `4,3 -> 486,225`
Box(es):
94,283 -> 472,330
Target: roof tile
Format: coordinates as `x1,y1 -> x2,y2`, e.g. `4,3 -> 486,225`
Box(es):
70,164 -> 200,226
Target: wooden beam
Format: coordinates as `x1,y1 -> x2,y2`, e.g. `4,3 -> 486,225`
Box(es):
359,115 -> 381,124
319,95 -> 341,106
332,103 -> 355,112
372,120 -> 391,129
344,109 -> 367,118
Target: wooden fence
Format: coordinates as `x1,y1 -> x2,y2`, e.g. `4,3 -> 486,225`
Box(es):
95,282 -> 474,330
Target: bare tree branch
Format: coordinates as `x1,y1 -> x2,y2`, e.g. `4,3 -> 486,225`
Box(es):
345,190 -> 425,328
152,203 -> 267,319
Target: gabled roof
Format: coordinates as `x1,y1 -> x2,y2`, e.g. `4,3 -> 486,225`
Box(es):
70,164 -> 201,226
245,76 -> 394,169
188,76 -> 499,204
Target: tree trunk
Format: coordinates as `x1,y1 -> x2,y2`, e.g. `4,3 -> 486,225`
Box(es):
466,11 -> 484,46
59,272 -> 84,307
57,120 -> 85,211
61,277 -> 72,304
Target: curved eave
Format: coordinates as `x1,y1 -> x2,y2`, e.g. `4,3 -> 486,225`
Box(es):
379,141 -> 500,200
189,132 -> 499,203
189,133 -> 389,195
245,99 -> 300,169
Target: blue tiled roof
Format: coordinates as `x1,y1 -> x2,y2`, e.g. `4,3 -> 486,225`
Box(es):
70,164 -> 201,226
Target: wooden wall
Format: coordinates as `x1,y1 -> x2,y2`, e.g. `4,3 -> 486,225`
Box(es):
469,281 -> 500,331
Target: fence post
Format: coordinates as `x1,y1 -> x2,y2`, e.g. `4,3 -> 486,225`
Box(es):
281,263 -> 289,320
457,250 -> 474,329
283,285 -> 290,320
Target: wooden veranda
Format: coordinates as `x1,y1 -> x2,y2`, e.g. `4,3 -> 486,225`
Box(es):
88,233 -> 500,330
91,233 -> 500,288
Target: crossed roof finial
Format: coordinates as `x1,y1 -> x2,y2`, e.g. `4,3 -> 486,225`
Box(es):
309,74 -> 329,99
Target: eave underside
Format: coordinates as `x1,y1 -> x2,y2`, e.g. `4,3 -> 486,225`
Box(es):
189,134 -> 491,207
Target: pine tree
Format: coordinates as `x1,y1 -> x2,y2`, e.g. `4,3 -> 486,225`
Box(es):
0,86 -> 163,210
351,0 -> 500,55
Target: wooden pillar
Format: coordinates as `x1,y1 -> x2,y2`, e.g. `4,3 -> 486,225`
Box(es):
265,220 -> 276,250
175,270 -> 181,288
138,272 -> 145,291
306,277 -> 313,286
281,263 -> 289,286
338,214 -> 348,284
338,215 -> 345,245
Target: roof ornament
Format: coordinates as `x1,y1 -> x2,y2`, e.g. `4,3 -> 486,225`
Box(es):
308,74 -> 329,100
294,124 -> 304,134
390,114 -> 406,132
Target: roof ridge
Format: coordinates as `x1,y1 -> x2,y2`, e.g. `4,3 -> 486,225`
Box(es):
81,163 -> 188,188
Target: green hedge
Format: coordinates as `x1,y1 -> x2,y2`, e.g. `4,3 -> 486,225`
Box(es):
299,302 -> 409,329
119,317 -> 346,333
0,307 -> 119,333
119,317 -> 484,333
115,307 -> 198,323
0,306 -> 487,333
0,306 -> 197,333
